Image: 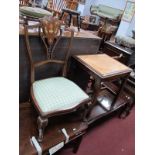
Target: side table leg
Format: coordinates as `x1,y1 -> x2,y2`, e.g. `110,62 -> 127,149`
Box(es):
119,97 -> 135,119
110,75 -> 129,110
86,78 -> 101,117
92,78 -> 101,105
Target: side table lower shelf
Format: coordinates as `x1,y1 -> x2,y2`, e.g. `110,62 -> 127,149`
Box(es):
87,89 -> 129,124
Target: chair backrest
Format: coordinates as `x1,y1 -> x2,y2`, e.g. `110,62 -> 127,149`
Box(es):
40,16 -> 63,59
24,17 -> 74,84
40,16 -> 62,45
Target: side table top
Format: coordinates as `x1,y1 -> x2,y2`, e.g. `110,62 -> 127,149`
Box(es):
75,54 -> 132,79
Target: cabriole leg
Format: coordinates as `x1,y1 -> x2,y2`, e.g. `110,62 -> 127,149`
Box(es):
37,116 -> 48,142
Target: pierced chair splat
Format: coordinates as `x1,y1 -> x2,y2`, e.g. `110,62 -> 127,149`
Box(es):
40,16 -> 63,59
24,23 -> 90,142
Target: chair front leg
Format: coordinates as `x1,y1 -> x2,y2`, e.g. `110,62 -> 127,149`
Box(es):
37,116 -> 48,142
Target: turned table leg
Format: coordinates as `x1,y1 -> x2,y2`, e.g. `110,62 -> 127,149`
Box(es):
92,78 -> 101,105
37,116 -> 48,142
119,96 -> 135,119
86,78 -> 101,118
110,76 -> 129,110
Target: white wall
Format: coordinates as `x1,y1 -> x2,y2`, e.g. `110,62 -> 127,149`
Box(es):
82,0 -> 97,16
77,3 -> 85,15
127,15 -> 135,37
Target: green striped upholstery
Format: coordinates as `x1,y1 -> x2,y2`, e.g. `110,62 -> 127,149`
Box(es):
19,6 -> 53,18
91,4 -> 123,20
33,77 -> 89,113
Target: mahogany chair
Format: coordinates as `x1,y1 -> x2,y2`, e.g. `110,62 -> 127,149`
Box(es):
24,18 -> 90,142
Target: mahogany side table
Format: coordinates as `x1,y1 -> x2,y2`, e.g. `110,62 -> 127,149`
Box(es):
60,8 -> 81,31
72,54 -> 132,121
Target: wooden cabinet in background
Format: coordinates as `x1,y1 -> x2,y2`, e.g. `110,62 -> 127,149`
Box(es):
101,41 -> 135,69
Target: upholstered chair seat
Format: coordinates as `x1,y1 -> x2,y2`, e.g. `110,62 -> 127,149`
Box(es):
32,77 -> 89,116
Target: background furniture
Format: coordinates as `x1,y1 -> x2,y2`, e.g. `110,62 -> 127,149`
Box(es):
47,0 -> 68,17
70,54 -> 132,122
19,0 -> 48,8
19,0 -> 29,6
97,27 -> 114,50
47,0 -> 78,17
24,23 -> 90,142
115,35 -> 135,50
19,6 -> 53,24
19,6 -> 53,18
80,15 -> 99,31
97,18 -> 121,49
60,8 -> 81,31
90,4 -> 123,49
101,41 -> 135,69
90,4 -> 123,21
67,0 -> 79,10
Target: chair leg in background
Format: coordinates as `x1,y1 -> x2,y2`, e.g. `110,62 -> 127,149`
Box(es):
72,135 -> 83,153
